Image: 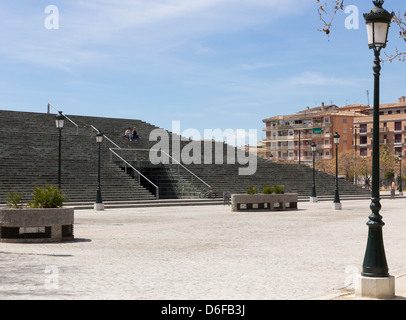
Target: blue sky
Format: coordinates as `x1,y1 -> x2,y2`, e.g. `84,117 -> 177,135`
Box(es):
0,0 -> 405,144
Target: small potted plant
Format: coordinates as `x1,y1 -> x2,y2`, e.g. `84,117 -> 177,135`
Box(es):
0,185 -> 74,243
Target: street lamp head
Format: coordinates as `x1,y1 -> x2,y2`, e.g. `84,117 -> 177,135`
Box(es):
399,154 -> 403,161
311,141 -> 316,152
334,132 -> 340,145
96,132 -> 104,143
55,112 -> 65,129
364,0 -> 393,49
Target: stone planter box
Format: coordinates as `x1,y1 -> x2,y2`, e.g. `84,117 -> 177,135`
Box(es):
231,194 -> 298,212
0,207 -> 74,243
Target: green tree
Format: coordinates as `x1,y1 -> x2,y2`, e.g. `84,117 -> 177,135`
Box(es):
354,156 -> 372,186
379,144 -> 396,179
338,150 -> 357,181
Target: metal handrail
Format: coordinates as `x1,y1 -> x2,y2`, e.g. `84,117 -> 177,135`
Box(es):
90,125 -> 120,149
47,103 -> 79,134
109,148 -> 159,200
113,148 -> 211,189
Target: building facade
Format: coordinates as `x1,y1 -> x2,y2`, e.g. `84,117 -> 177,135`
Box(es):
262,97 -> 406,164
354,96 -> 406,157
262,103 -> 367,164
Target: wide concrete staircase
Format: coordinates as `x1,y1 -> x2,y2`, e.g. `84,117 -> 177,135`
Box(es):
0,109 -> 370,204
0,110 -> 155,203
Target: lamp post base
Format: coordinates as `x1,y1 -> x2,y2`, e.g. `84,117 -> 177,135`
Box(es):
333,202 -> 342,210
94,202 -> 104,211
309,196 -> 318,203
356,275 -> 395,299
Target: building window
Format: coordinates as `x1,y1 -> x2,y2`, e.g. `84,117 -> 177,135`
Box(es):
360,136 -> 368,145
388,111 -> 392,114
360,124 -> 367,133
360,148 -> 368,157
395,122 -> 402,131
343,119 -> 347,124
395,134 -> 402,143
325,151 -> 330,156
324,140 -> 329,145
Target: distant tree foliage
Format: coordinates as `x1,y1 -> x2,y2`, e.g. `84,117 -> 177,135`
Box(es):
317,0 -> 406,62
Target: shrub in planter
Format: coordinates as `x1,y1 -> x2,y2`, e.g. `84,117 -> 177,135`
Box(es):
273,185 -> 285,194
246,186 -> 257,194
262,186 -> 274,194
29,185 -> 66,208
6,191 -> 24,209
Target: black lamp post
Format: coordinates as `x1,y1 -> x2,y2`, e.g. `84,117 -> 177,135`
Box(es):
352,126 -> 360,184
398,154 -> 403,196
55,111 -> 65,189
361,0 -> 393,279
298,130 -> 301,165
310,142 -> 317,202
269,153 -> 274,162
333,132 -> 341,210
95,132 -> 104,211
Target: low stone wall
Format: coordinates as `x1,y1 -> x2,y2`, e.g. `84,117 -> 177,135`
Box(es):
231,194 -> 298,212
0,207 -> 74,243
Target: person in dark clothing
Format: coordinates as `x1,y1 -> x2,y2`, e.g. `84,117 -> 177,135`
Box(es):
131,126 -> 139,141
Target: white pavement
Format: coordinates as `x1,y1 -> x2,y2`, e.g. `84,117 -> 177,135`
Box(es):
1,198 -> 406,300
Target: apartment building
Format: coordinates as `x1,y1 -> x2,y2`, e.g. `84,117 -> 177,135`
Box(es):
354,96 -> 406,157
262,103 -> 367,164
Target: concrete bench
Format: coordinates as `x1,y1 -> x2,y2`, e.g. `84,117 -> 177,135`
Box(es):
231,193 -> 298,212
0,208 -> 74,243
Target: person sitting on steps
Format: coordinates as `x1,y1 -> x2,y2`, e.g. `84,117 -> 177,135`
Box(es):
122,128 -> 131,140
131,126 -> 139,141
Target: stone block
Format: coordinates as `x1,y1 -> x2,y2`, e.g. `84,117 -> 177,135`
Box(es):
356,275 -> 395,299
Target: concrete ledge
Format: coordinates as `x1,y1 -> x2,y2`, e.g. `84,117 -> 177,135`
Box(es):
94,203 -> 105,211
0,207 -> 74,243
231,193 -> 298,212
356,275 -> 395,299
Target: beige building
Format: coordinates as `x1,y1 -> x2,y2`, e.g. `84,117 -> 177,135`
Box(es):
354,96 -> 406,157
262,103 -> 368,164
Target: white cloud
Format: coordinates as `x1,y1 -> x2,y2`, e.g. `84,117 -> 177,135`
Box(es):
286,72 -> 360,87
240,63 -> 277,71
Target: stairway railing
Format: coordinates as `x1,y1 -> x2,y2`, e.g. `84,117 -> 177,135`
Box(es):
111,148 -> 211,189
90,125 -> 120,149
90,125 -> 211,198
90,125 -> 159,199
47,103 -> 79,135
109,148 -> 160,200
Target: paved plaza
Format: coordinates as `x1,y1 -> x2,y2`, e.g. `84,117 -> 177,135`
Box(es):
1,198 -> 406,300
